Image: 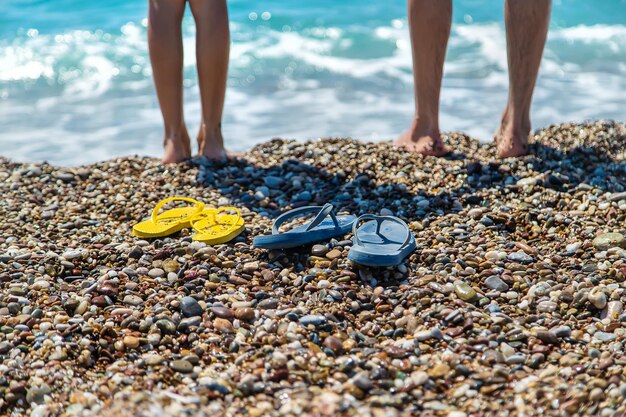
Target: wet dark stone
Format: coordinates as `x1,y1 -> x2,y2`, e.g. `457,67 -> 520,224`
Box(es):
180,296 -> 203,318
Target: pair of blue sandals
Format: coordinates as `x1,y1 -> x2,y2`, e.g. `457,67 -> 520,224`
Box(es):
253,204 -> 416,267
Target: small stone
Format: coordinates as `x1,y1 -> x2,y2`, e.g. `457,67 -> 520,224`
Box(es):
211,306 -> 234,319
323,336 -> 344,353
0,342 -> 12,354
484,276 -> 509,292
162,259 -> 180,273
429,363 -> 450,379
148,268 -> 165,278
588,348 -> 601,359
311,245 -> 329,256
588,288 -> 607,310
415,330 -> 434,341
594,331 -> 617,342
53,171 -> 75,182
351,372 -> 373,391
299,314 -> 326,326
603,301 -> 624,320
129,246 -> 143,259
454,281 -> 477,301
536,301 -> 557,312
467,208 -> 483,219
551,326 -> 571,338
264,176 -> 284,188
325,249 -> 342,260
234,308 -> 255,321
271,351 -> 288,368
295,191 -> 312,202
536,330 -> 559,345
508,251 -> 534,263
143,353 -> 164,366
243,262 -> 259,273
170,359 -> 193,373
123,295 -> 143,306
608,191 -> 626,202
214,318 -> 234,333
26,384 -> 51,404
180,296 -> 203,317
257,298 -> 278,309
255,186 -> 270,200
156,319 -> 176,334
500,342 -> 515,359
593,233 -> 626,250
565,242 -> 581,253
123,335 -> 140,349
63,250 -> 83,260
517,177 -> 538,187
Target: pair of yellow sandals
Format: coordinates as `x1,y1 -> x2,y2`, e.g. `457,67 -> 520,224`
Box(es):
132,197 -> 244,244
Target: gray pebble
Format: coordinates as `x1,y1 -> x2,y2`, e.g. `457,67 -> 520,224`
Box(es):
484,276 -> 509,292
180,296 -> 203,317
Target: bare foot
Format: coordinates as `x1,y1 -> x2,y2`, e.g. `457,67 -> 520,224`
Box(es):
394,125 -> 449,156
197,124 -> 231,160
162,132 -> 192,163
495,118 -> 530,158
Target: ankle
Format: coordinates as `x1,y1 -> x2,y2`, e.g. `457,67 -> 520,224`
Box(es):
164,128 -> 188,141
411,116 -> 439,137
501,108 -> 530,134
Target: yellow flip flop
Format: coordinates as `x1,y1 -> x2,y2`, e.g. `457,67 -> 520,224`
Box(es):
133,197 -> 205,238
190,207 -> 245,244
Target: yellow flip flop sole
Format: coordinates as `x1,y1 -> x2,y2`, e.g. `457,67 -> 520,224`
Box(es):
133,197 -> 205,238
191,207 -> 245,245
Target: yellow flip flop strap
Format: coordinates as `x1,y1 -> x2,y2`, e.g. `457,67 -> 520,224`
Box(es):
151,197 -> 205,225
191,207 -> 243,236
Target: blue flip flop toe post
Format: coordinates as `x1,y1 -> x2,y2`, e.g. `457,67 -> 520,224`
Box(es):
348,214 -> 416,267
253,203 -> 356,249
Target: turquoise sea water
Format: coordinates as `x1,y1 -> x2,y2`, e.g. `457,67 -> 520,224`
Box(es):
1,0 -> 625,165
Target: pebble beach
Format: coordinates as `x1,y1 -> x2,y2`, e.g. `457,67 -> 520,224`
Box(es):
1,120 -> 626,417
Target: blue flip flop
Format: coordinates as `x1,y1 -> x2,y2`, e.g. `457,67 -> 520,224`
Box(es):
348,215 -> 416,267
253,203 -> 356,249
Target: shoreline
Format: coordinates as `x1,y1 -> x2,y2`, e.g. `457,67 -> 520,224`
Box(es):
1,120 -> 626,416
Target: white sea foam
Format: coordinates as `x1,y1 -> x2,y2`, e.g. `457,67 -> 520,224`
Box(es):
0,21 -> 624,165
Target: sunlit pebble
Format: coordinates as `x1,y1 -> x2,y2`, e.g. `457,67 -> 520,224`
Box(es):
248,12 -> 258,21
261,11 -> 271,21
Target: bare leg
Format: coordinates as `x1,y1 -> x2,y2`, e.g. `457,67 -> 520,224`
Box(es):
395,0 -> 452,156
148,0 -> 191,163
189,0 -> 230,160
496,0 -> 551,158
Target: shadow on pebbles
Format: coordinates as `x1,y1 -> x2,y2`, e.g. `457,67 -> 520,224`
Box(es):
0,121 -> 625,416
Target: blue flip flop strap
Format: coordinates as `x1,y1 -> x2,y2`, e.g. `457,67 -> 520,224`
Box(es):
271,203 -> 339,235
352,215 -> 412,248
